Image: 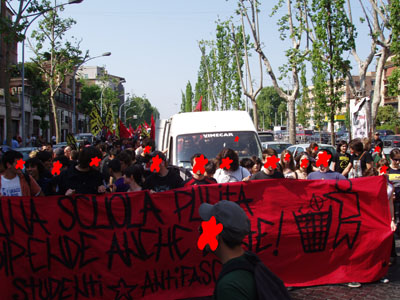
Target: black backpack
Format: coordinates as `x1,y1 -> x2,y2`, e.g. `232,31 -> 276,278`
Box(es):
215,251 -> 292,300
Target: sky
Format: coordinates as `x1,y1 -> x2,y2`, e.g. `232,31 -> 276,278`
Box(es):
20,0 -> 374,119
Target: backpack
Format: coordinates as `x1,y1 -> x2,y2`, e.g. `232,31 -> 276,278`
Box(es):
215,251 -> 292,300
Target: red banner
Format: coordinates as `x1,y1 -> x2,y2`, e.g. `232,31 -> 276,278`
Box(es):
0,177 -> 392,299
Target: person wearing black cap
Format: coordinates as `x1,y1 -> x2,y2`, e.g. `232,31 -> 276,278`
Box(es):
143,151 -> 183,192
199,200 -> 290,300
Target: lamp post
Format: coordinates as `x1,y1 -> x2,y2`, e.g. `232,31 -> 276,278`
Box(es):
119,99 -> 135,121
20,0 -> 84,146
72,51 -> 111,133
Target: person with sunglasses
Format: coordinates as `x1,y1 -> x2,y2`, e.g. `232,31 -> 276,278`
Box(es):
388,148 -> 400,235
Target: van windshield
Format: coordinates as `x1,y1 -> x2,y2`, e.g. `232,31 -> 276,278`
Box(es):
176,131 -> 262,168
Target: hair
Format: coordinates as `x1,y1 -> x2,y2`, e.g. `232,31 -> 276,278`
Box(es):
151,151 -> 167,162
25,157 -> 46,175
306,142 -> 319,157
390,148 -> 400,159
220,234 -> 243,249
117,150 -> 132,166
280,149 -> 295,171
191,153 -> 207,167
349,139 -> 364,153
97,143 -> 107,153
108,158 -> 122,173
363,167 -> 378,177
250,155 -> 262,166
2,150 -> 23,168
110,148 -> 120,158
295,152 -> 313,174
53,156 -> 70,169
375,140 -> 384,150
216,148 -> 239,171
36,150 -> 52,163
336,140 -> 348,153
240,158 -> 255,170
316,149 -> 334,166
205,159 -> 217,176
124,164 -> 144,186
71,150 -> 79,161
361,137 -> 372,152
124,149 -> 135,162
262,148 -> 278,161
78,146 -> 102,169
142,137 -> 155,150
377,158 -> 390,170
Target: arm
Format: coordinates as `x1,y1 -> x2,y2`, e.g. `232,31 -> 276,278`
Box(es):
330,162 -> 336,172
389,188 -> 396,231
342,163 -> 352,176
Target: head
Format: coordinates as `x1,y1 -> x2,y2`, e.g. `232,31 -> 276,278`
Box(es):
239,158 -> 254,174
42,143 -> 52,153
316,149 -> 333,171
124,164 -> 144,186
361,137 -> 371,152
117,150 -> 133,172
363,167 -> 379,177
25,158 -> 46,180
374,132 -> 380,141
216,148 -> 239,172
53,156 -> 70,173
349,139 -> 364,155
280,149 -> 295,171
377,158 -> 390,176
204,159 -> 217,178
262,148 -> 278,174
97,143 -> 107,155
307,142 -> 319,157
250,156 -> 262,174
191,153 -> 208,178
336,140 -> 348,154
70,150 -> 79,161
64,146 -> 72,159
373,140 -> 384,154
198,200 -> 250,258
36,150 -> 53,172
54,147 -> 64,158
150,151 -> 168,174
108,158 -> 122,177
77,146 -> 102,169
142,137 -> 155,153
295,153 -> 313,174
390,148 -> 400,168
2,150 -> 24,176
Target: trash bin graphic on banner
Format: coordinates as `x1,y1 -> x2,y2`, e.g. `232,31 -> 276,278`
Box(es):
350,97 -> 370,139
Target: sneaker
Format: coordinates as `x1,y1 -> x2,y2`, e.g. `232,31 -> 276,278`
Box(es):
380,278 -> 389,283
347,282 -> 361,288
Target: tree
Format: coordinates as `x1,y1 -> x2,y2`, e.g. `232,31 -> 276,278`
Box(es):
236,0 -> 308,144
376,105 -> 400,131
29,0 -> 84,143
185,81 -> 193,112
256,87 -> 286,130
297,67 -> 310,128
0,0 -> 44,145
124,95 -> 159,129
387,0 -> 400,98
307,0 -> 354,145
79,80 -> 100,116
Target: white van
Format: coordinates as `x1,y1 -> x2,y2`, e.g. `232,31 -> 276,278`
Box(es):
156,111 -> 262,168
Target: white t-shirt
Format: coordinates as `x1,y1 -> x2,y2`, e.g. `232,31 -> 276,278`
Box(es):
1,175 -> 22,196
214,166 -> 250,183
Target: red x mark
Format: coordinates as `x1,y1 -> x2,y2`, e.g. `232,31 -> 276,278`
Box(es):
316,151 -> 331,168
300,158 -> 309,169
52,161 -> 63,175
16,159 -> 25,170
284,153 -> 291,162
197,216 -> 223,251
151,155 -> 163,173
144,146 -> 151,154
380,165 -> 388,174
264,155 -> 280,169
90,157 -> 101,167
193,155 -> 208,175
374,146 -> 381,153
220,157 -> 233,170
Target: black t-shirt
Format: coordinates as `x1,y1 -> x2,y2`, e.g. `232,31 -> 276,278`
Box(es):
143,168 -> 184,192
250,171 -> 284,180
334,152 -> 351,174
388,168 -> 400,199
183,176 -> 217,186
56,166 -> 104,195
350,151 -> 372,174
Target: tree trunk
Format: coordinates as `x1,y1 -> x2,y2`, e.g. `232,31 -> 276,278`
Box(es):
371,48 -> 389,133
252,99 -> 258,130
4,43 -> 13,146
50,91 -> 60,144
288,98 -> 296,145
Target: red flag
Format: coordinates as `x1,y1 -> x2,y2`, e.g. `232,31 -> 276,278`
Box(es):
105,129 -> 113,139
194,96 -> 203,112
129,124 -> 134,137
144,121 -> 150,129
119,120 -> 130,139
150,114 -> 155,140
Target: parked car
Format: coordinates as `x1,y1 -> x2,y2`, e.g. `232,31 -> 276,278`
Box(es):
286,144 -> 337,158
382,135 -> 400,148
377,129 -> 395,137
74,133 -> 94,145
261,142 -> 292,154
258,131 -> 274,143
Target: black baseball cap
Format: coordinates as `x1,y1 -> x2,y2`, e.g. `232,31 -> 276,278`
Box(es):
199,200 -> 250,243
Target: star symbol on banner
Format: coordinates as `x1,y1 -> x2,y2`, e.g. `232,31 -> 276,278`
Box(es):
193,155 -> 208,175
108,278 -> 137,300
380,165 -> 388,174
300,158 -> 309,169
197,216 -> 223,251
284,153 -> 291,162
374,146 -> 381,153
143,145 -> 151,154
51,161 -> 63,175
90,157 -> 102,167
316,151 -> 331,168
151,155 -> 162,173
220,157 -> 233,170
15,159 -> 25,170
264,155 -> 280,169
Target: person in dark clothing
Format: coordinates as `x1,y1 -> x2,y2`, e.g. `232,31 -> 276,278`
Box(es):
36,150 -> 53,173
108,159 -> 129,192
25,158 -> 53,196
143,151 -> 184,192
250,148 -> 284,180
332,140 -> 351,176
184,153 -> 217,186
343,139 -> 372,178
124,164 -> 144,192
56,146 -> 106,195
